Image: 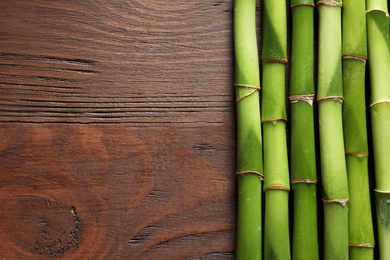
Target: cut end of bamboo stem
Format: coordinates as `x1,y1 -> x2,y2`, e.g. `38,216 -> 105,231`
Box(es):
323,198 -> 349,207
236,170 -> 264,180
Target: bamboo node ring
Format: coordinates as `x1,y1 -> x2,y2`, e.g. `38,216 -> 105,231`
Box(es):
317,96 -> 343,103
349,243 -> 375,248
322,198 -> 349,207
291,178 -> 317,185
262,118 -> 288,123
236,170 -> 264,180
366,8 -> 390,17
289,94 -> 315,106
370,99 -> 390,107
262,58 -> 288,64
263,184 -> 290,192
316,0 -> 343,7
291,3 -> 315,7
345,151 -> 368,157
374,189 -> 390,194
234,83 -> 261,102
342,54 -> 368,62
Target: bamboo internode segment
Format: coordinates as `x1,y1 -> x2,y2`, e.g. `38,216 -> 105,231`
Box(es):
234,83 -> 261,102
235,170 -> 264,180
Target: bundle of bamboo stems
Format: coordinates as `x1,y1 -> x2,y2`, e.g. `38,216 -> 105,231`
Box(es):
233,0 -> 389,259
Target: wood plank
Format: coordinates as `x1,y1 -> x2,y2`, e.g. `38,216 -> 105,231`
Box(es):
0,0 -> 239,258
0,0 -> 233,125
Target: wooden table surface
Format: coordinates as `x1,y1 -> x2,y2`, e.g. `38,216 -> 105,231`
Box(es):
0,1 -> 238,259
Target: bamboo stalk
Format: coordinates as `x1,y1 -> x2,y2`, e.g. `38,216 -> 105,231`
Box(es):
366,0 -> 390,258
342,0 -> 375,259
234,0 -> 263,258
289,0 -> 319,259
261,0 -> 290,258
316,0 -> 349,259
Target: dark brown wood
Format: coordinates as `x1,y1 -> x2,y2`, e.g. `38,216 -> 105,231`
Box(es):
0,1 -> 238,259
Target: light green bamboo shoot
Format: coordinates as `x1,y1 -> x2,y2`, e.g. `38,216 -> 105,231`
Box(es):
366,0 -> 390,258
289,0 -> 318,259
342,0 -> 375,259
234,0 -> 263,258
261,0 -> 290,259
316,0 -> 349,259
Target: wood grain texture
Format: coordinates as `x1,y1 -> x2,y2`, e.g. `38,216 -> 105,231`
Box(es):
0,0 -> 238,259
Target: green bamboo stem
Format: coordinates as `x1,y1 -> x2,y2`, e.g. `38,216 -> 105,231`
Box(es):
261,0 -> 290,259
316,0 -> 349,259
342,0 -> 375,259
234,0 -> 263,258
289,0 -> 318,259
366,0 -> 390,258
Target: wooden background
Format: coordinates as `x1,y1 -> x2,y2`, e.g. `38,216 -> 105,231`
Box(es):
0,1 -> 239,259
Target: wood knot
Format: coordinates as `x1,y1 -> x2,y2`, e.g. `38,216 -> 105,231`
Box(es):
0,196 -> 81,258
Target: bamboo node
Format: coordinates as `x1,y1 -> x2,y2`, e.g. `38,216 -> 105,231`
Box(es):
291,178 -> 317,185
289,94 -> 315,106
349,243 -> 375,248
317,96 -> 343,103
261,118 -> 288,123
234,83 -> 261,103
316,0 -> 342,7
374,189 -> 390,194
342,54 -> 368,62
236,170 -> 264,180
366,8 -> 390,17
345,151 -> 368,157
322,198 -> 349,207
263,184 -> 290,192
290,3 -> 315,7
262,58 -> 288,64
370,99 -> 390,107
